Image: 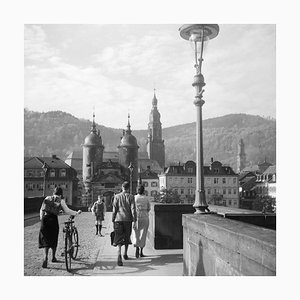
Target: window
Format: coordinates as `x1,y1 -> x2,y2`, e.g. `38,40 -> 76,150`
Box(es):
151,181 -> 158,187
233,189 -> 237,194
144,182 -> 148,187
233,178 -> 237,184
223,189 -> 226,195
234,201 -> 237,205
181,189 -> 184,194
228,189 -> 232,194
207,188 -> 211,195
27,183 -> 33,191
223,200 -> 227,206
229,200 -> 232,206
26,169 -> 34,177
214,168 -> 219,174
60,169 -> 66,177
144,190 -> 148,196
188,178 -> 193,183
38,183 -> 43,191
206,178 -> 211,184
222,178 -> 226,184
187,167 -> 193,173
214,189 -> 217,194
50,169 -> 55,177
214,178 -> 219,184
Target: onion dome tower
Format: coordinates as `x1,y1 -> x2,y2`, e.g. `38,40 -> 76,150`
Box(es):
237,138 -> 246,173
82,112 -> 104,185
118,114 -> 139,193
147,89 -> 165,168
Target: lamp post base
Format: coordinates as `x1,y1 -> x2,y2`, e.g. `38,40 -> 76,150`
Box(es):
193,190 -> 210,214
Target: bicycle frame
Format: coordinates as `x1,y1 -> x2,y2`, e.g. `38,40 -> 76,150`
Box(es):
63,215 -> 79,272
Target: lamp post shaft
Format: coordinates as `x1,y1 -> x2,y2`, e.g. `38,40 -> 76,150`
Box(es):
43,173 -> 46,197
194,99 -> 207,213
130,172 -> 133,195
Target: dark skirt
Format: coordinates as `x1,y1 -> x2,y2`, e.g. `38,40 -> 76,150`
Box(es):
113,221 -> 132,247
38,214 -> 59,248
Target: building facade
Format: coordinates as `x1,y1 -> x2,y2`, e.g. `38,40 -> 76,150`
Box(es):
159,159 -> 239,207
146,90 -> 165,169
24,155 -> 78,206
139,167 -> 160,201
255,165 -> 276,198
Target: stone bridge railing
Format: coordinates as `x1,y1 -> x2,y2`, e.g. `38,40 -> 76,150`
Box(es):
182,213 -> 276,276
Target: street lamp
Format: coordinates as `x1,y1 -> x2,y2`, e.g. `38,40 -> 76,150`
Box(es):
128,162 -> 134,195
179,24 -> 219,214
42,162 -> 49,197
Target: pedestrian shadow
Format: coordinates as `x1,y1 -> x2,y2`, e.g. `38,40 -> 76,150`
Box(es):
93,253 -> 183,275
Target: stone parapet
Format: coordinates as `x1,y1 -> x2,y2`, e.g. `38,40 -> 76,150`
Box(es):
182,214 -> 276,276
147,203 -> 195,249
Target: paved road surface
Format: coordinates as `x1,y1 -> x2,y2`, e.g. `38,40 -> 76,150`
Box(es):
24,212 -> 183,276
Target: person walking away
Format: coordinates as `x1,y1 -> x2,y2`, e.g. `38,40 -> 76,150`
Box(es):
91,195 -> 106,236
39,187 -> 81,268
133,185 -> 151,258
112,181 -> 137,266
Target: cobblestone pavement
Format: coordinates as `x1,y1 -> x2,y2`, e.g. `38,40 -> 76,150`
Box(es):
24,212 -> 183,276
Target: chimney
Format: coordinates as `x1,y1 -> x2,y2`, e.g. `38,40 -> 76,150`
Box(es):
52,154 -> 57,159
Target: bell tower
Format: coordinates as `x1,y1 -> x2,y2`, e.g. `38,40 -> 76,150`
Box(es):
237,138 -> 246,173
146,89 -> 165,169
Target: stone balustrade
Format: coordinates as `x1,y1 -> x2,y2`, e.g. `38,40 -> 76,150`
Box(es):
182,213 -> 276,276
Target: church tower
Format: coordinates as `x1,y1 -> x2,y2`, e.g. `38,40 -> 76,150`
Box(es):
82,112 -> 104,194
237,138 -> 246,173
118,114 -> 139,193
147,90 -> 165,169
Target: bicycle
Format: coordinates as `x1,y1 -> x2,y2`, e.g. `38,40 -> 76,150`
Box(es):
63,215 -> 79,272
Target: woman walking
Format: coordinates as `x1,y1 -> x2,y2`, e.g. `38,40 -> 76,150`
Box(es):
38,187 -> 81,268
133,185 -> 150,258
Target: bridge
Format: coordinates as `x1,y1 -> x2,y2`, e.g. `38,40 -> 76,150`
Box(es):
24,212 -> 183,276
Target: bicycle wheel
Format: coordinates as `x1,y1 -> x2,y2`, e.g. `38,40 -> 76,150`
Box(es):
71,227 -> 79,259
65,232 -> 72,272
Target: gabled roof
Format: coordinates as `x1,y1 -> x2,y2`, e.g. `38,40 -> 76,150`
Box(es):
138,158 -> 163,174
94,172 -> 124,184
263,165 -> 276,175
25,156 -> 74,169
139,169 -> 159,180
240,176 -> 257,191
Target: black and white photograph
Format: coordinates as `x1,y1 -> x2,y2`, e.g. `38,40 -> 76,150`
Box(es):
3,0 -> 299,299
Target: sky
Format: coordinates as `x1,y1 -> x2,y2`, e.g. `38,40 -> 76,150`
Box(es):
24,24 -> 276,130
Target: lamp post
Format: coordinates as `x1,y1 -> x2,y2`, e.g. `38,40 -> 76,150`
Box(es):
128,162 -> 134,195
42,162 -> 49,197
179,24 -> 219,214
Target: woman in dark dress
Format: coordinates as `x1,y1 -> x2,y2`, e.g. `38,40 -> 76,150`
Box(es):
39,187 -> 81,268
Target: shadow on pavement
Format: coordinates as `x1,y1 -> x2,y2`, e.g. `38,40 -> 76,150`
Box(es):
93,253 -> 183,275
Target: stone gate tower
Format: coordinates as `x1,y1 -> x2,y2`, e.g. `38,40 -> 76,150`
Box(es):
82,113 -> 104,198
118,115 -> 139,193
237,138 -> 246,173
146,90 -> 165,169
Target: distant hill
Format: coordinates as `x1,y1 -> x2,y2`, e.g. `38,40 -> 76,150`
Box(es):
24,109 -> 276,171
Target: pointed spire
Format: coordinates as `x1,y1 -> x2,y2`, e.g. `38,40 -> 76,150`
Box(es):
152,88 -> 158,107
91,109 -> 97,133
126,113 -> 132,134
